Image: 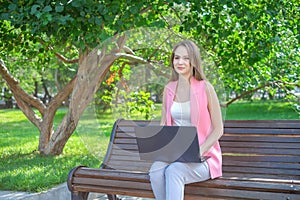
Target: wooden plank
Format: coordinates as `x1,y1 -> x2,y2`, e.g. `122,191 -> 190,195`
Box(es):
117,119 -> 159,126
106,160 -> 152,168
110,143 -> 138,150
222,166 -> 300,176
224,128 -> 300,134
115,131 -> 136,138
220,175 -> 300,184
223,160 -> 300,169
220,141 -> 300,149
105,155 -> 142,161
222,155 -> 300,163
110,149 -> 139,155
222,172 -> 300,181
189,179 -> 300,193
224,120 -> 300,129
104,163 -> 151,171
73,177 -> 151,190
72,185 -> 154,198
114,138 -> 137,144
74,168 -> 149,179
185,185 -> 300,200
220,135 -> 300,143
221,147 -> 300,155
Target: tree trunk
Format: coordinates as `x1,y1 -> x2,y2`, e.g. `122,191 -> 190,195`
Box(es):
0,35 -> 136,155
41,47 -> 120,155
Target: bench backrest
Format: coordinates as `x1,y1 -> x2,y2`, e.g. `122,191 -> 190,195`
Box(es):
101,119 -> 300,180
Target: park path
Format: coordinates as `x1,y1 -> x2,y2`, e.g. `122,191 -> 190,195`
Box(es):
0,183 -> 154,200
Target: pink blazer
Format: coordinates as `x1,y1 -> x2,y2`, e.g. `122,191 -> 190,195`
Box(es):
163,77 -> 222,179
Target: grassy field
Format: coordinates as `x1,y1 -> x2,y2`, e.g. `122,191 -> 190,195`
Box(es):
0,101 -> 298,192
225,101 -> 299,120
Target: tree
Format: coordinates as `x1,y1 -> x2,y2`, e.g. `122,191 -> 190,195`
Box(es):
181,0 -> 299,106
0,0 -> 175,155
0,0 -> 299,156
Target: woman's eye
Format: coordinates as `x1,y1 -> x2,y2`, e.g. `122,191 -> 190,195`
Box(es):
174,57 -> 189,60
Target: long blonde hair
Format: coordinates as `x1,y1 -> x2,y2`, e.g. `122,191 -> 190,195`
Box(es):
170,40 -> 206,81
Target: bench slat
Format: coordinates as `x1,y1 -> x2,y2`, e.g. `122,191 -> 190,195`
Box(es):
72,185 -> 154,198
222,155 -> 300,162
185,185 -> 300,200
221,135 -> 300,143
220,141 -> 300,149
224,128 -> 300,134
221,147 -> 300,155
223,172 -> 300,181
223,159 -> 300,169
191,179 -> 300,193
73,177 -> 151,190
223,166 -> 300,176
104,164 -> 150,172
224,120 -> 300,129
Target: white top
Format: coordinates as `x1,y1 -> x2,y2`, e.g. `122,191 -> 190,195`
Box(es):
170,101 -> 192,126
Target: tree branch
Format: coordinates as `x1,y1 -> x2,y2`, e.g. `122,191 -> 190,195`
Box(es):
0,59 -> 46,113
54,52 -> 79,64
225,80 -> 299,107
39,38 -> 79,64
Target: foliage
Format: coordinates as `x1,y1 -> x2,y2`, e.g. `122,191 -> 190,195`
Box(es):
1,0 -> 299,101
1,0 -> 298,103
126,91 -> 155,120
181,0 -> 299,103
1,0 -> 170,49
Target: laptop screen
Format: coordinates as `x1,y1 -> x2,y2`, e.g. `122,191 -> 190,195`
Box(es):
135,125 -> 201,163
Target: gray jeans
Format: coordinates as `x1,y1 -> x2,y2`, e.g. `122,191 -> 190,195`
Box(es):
149,161 -> 210,200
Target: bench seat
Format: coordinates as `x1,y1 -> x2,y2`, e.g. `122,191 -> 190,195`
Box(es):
68,119 -> 300,200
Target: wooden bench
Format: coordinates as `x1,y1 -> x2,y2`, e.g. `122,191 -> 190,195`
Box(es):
67,119 -> 300,200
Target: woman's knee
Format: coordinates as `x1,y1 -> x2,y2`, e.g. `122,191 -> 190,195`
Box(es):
150,161 -> 168,173
149,161 -> 168,180
165,162 -> 186,178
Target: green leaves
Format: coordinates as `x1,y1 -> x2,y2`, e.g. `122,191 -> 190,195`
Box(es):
30,5 -> 41,15
182,0 -> 299,102
126,91 -> 155,120
55,5 -> 64,13
42,5 -> 52,12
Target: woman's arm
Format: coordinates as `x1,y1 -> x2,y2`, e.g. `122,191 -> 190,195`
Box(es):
200,81 -> 224,155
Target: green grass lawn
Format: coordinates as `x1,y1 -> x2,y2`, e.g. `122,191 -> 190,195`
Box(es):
225,101 -> 299,120
0,108 -> 100,192
0,101 -> 298,193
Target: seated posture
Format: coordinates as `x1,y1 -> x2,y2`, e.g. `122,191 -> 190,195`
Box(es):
149,40 -> 223,200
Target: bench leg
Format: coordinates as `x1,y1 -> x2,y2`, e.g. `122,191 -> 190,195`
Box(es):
107,194 -> 120,200
71,191 -> 89,200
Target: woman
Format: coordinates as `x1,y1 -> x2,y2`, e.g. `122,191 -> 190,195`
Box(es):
149,40 -> 223,200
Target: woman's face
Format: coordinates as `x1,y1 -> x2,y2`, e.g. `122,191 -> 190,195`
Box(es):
173,45 -> 192,79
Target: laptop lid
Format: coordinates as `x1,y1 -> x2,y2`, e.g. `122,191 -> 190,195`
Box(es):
135,125 -> 203,163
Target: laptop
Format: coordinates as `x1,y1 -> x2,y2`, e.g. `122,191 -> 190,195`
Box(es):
135,125 -> 209,163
